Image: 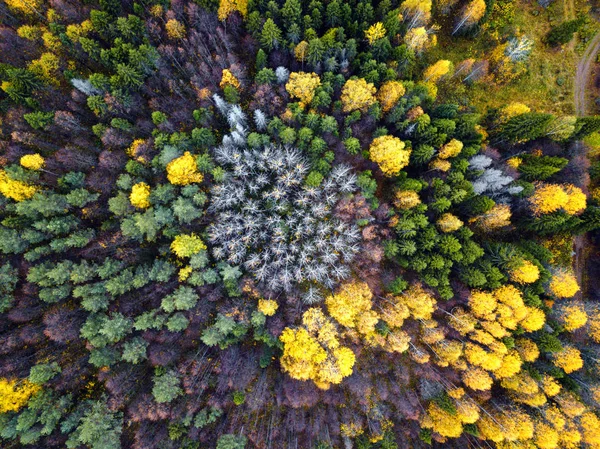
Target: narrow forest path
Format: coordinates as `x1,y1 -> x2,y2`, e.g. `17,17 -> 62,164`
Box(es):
573,31 -> 600,299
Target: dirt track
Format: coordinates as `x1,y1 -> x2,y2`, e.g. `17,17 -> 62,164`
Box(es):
573,31 -> 600,299
574,32 -> 600,115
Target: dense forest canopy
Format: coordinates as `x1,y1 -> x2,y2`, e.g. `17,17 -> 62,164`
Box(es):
2,0 -> 600,448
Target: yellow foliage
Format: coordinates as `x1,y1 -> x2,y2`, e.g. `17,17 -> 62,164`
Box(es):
529,183 -> 569,215
130,182 -> 151,209
469,291 -> 497,318
385,329 -> 411,353
220,69 -> 240,89
514,338 -> 539,362
436,213 -> 463,232
588,311 -> 600,343
471,204 -> 512,231
217,0 -> 248,21
393,189 -> 420,209
560,302 -> 587,331
326,280 -> 377,335
506,156 -> 522,169
520,307 -> 545,332
280,308 -> 355,389
499,102 -> 530,123
17,25 -> 43,40
462,366 -> 492,390
552,345 -> 583,373
555,392 -> 585,418
285,72 -> 321,107
581,412 -> 600,446
400,283 -> 436,320
423,60 -> 452,82
368,135 -> 410,176
170,234 -> 207,258
377,81 -> 405,113
404,27 -> 430,52
258,299 -> 278,316
28,52 -> 60,85
294,41 -> 309,62
493,350 -> 522,379
178,266 -> 192,282
548,270 -> 579,298
165,19 -> 186,39
429,157 -> 451,172
448,308 -> 477,335
423,402 -> 464,438
0,170 -> 38,202
166,152 -> 203,185
509,260 -> 540,284
4,0 -> 42,14
127,139 -> 145,158
42,31 -> 62,51
365,22 -> 386,44
462,0 -> 486,26
0,378 -> 40,413
541,375 -> 561,397
341,78 -> 377,113
534,422 -> 559,449
438,139 -> 463,159
563,184 -> 586,215
20,153 -> 45,170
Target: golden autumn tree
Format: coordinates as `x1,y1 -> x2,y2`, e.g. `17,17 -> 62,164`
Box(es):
368,135 -> 411,176
0,378 -> 40,413
220,68 -> 240,89
130,182 -> 151,209
325,280 -> 378,336
557,301 -> 587,332
285,72 -> 321,107
529,183 -> 569,215
340,78 -> 377,112
166,152 -> 203,185
499,102 -> 531,123
509,260 -> 540,284
470,204 -> 512,231
376,80 -> 405,113
20,153 -> 45,170
4,0 -> 43,15
548,270 -> 579,298
165,19 -> 186,39
552,345 -> 583,373
364,22 -> 386,44
218,0 -> 248,21
423,60 -> 452,82
438,139 -> 463,159
436,213 -> 463,232
279,308 -> 355,389
171,234 -> 207,258
393,189 -> 421,209
257,299 -> 278,316
0,170 -> 38,202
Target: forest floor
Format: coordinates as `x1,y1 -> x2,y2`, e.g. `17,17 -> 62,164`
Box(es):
573,24 -> 600,300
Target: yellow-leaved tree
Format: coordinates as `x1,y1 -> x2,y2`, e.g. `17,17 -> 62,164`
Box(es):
368,135 -> 411,176
436,213 -> 463,232
438,139 -> 463,159
552,345 -> 583,373
325,280 -> 379,336
376,80 -> 405,113
171,234 -> 207,258
423,60 -> 452,82
279,308 -> 355,389
165,19 -> 186,39
340,78 -> 377,113
529,183 -> 586,216
285,72 -> 321,107
217,0 -> 248,21
220,68 -> 240,89
393,189 -> 421,209
509,260 -> 540,284
0,378 -> 40,413
20,153 -> 45,170
130,182 -> 151,209
0,170 -> 38,202
166,152 -> 203,185
4,0 -> 43,14
364,22 -> 386,44
470,204 -> 512,231
548,270 -> 579,298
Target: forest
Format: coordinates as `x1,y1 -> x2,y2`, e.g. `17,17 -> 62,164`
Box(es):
2,0 -> 600,448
